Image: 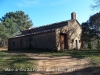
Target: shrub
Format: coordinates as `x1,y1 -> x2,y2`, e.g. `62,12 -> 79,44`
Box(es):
97,40 -> 100,50
88,41 -> 93,49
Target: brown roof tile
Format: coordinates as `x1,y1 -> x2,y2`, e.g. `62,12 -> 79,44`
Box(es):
21,20 -> 69,35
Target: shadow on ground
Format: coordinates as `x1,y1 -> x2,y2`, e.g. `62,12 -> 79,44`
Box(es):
0,51 -> 36,75
8,49 -> 100,59
27,67 -> 100,75
1,67 -> 100,75
46,67 -> 100,75
0,50 -> 100,75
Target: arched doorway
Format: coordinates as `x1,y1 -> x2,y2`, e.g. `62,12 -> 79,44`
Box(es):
75,40 -> 78,49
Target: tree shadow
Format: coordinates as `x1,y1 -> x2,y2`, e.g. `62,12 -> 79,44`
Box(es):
65,50 -> 100,59
0,71 -> 28,75
0,51 -> 36,75
2,50 -> 100,75
51,67 -> 100,75
7,49 -> 100,59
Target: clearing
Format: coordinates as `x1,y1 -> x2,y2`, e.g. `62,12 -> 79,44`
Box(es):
0,49 -> 100,75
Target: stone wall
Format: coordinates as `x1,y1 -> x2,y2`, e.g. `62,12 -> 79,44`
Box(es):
31,31 -> 56,50
55,20 -> 82,50
8,31 -> 56,50
8,20 -> 82,51
8,35 -> 30,50
68,20 -> 82,50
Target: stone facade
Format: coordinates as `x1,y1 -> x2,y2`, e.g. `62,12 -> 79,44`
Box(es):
31,31 -> 56,50
55,20 -> 82,50
8,12 -> 82,51
8,35 -> 30,50
8,31 -> 56,50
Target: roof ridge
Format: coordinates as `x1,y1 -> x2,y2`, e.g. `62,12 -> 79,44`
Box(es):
23,20 -> 69,31
34,20 -> 68,28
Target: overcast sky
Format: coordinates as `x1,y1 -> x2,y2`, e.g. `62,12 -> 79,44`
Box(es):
0,0 -> 98,27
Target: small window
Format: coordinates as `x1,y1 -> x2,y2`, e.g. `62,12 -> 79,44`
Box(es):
12,42 -> 15,47
79,40 -> 81,43
71,39 -> 74,43
72,39 -> 74,43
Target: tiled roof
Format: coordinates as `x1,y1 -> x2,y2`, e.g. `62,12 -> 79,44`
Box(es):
21,20 -> 69,35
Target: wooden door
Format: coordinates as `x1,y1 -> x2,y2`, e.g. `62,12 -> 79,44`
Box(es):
60,34 -> 65,50
60,34 -> 68,50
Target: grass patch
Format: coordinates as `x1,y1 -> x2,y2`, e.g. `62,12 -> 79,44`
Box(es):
7,49 -> 100,74
33,50 -> 100,67
31,49 -> 100,57
48,50 -> 100,74
26,49 -> 100,66
0,51 -> 37,75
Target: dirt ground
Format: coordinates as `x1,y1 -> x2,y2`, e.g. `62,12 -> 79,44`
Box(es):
9,52 -> 91,75
0,47 -> 8,51
0,47 -> 93,75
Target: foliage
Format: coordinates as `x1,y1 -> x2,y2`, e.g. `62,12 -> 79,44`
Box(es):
81,22 -> 90,42
82,12 -> 100,49
97,40 -> 100,49
0,11 -> 33,37
88,41 -> 93,49
0,10 -> 33,47
0,23 -> 8,47
82,12 -> 100,39
92,0 -> 100,9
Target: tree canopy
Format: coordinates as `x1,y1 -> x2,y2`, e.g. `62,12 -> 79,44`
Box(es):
82,12 -> 100,41
0,10 -> 33,47
92,0 -> 100,9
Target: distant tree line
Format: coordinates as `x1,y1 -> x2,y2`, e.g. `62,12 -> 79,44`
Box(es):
81,0 -> 100,49
0,10 -> 33,47
82,12 -> 100,49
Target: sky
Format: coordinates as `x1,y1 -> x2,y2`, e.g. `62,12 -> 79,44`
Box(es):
0,0 -> 98,27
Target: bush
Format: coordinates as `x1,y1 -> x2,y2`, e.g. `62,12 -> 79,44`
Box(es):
97,40 -> 100,50
88,41 -> 93,49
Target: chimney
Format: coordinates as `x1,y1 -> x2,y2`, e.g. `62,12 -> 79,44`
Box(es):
71,12 -> 76,20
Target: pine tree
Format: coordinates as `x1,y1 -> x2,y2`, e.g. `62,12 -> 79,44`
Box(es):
0,10 -> 33,47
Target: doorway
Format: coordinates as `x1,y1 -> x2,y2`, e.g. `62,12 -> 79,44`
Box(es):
75,40 -> 78,49
60,34 -> 68,50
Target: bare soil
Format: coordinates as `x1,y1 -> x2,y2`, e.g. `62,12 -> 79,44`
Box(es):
9,52 -> 91,75
0,47 -> 8,51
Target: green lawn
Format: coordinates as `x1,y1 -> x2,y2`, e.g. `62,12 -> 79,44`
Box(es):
0,51 -> 36,75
